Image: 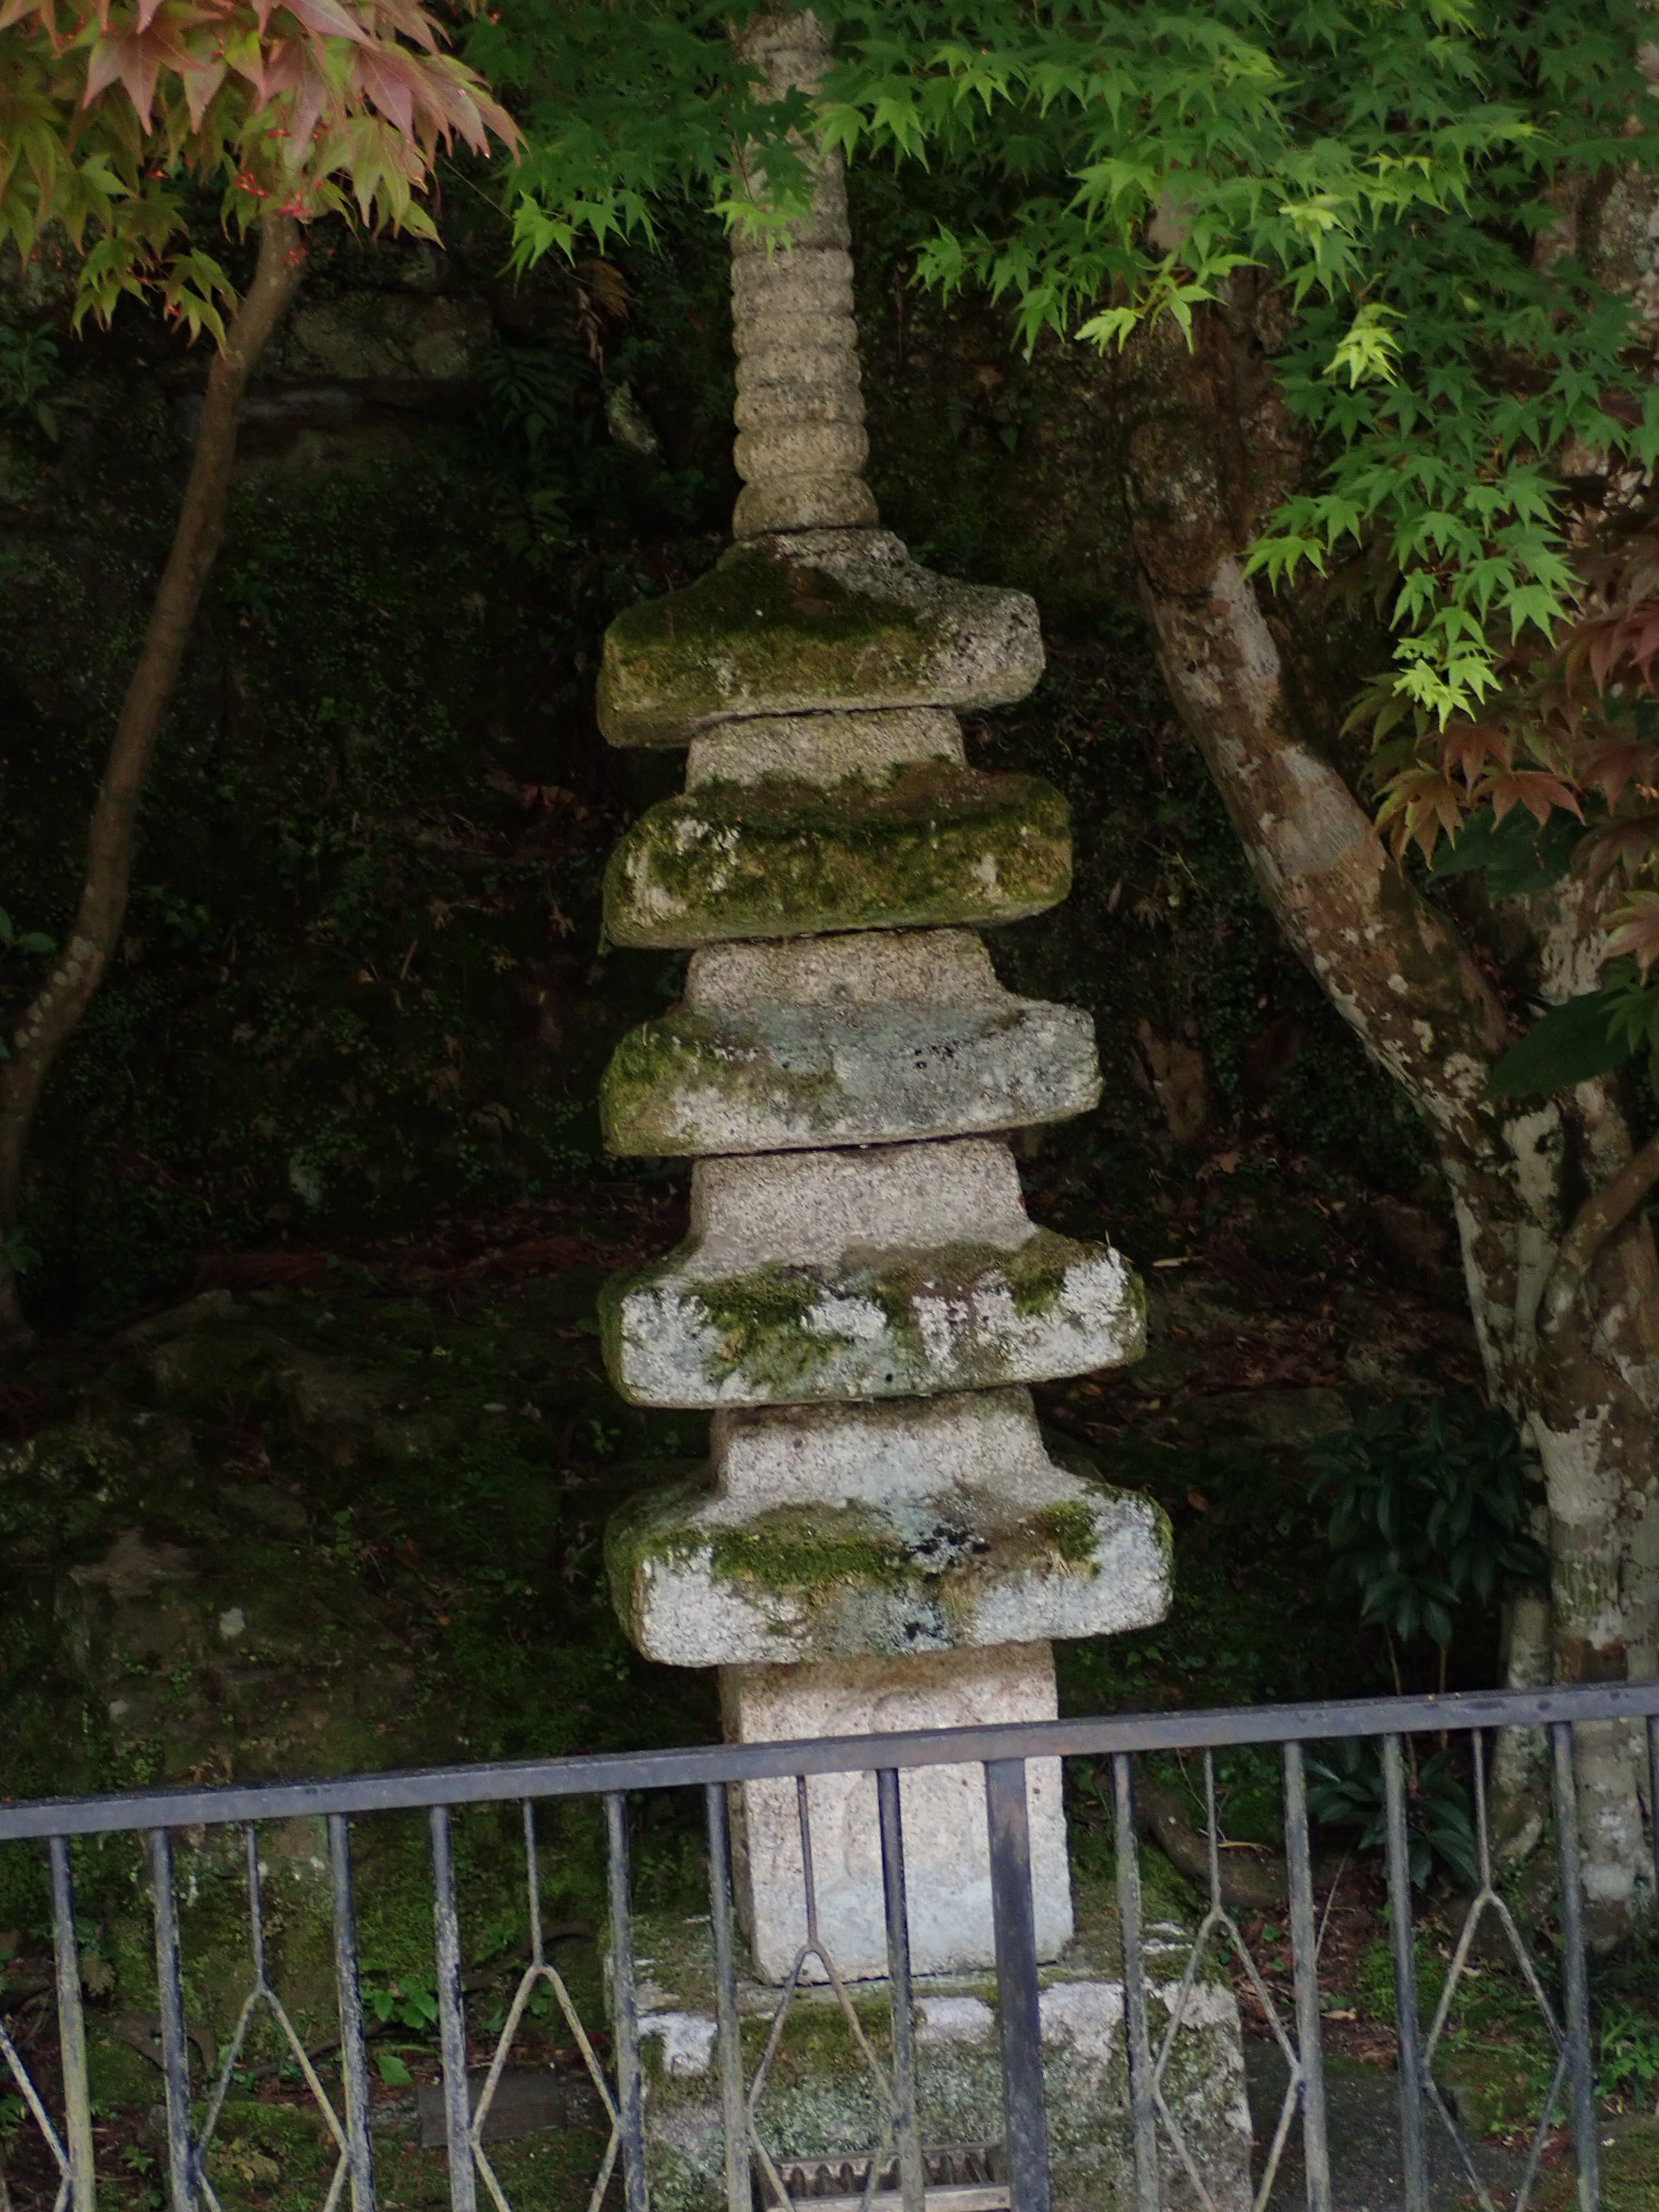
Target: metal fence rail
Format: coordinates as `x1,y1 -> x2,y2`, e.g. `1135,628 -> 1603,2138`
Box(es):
0,1680 -> 1655,2212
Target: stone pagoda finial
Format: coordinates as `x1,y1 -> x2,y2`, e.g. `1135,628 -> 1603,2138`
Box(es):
592,6 -> 1170,1985
728,8 -> 878,539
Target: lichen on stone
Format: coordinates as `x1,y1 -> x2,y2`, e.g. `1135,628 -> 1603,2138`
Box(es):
599,994 -> 1100,1161
601,1228 -> 1141,1406
603,763 -> 1071,948
681,1251 -> 909,1392
855,1233 -> 1083,1338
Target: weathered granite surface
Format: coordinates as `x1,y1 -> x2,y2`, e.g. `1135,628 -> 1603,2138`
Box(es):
604,930 -> 1102,1154
725,15 -> 876,541
602,761 -> 1072,948
606,1389 -> 1170,1666
596,532 -> 1044,747
685,706 -> 963,788
726,1642 -> 1073,1980
601,995 -> 1100,1157
599,1141 -> 1145,1408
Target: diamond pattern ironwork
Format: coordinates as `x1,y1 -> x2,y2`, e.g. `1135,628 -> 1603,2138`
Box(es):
181,1826 -> 356,2212
1,1683 -> 1652,2210
466,1802 -> 623,2212
739,1778 -> 902,2212
0,2006 -> 73,2212
1414,1731 -> 1572,2212
1143,1749 -> 1313,2212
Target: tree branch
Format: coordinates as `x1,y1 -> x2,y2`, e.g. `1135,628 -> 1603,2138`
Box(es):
0,209 -> 305,1345
1541,1123 -> 1659,1344
1120,317 -> 1513,1162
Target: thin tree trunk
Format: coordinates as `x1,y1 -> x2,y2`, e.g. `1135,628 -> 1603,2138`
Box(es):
0,212 -> 305,1352
1528,1087 -> 1659,1928
1117,302 -> 1659,1926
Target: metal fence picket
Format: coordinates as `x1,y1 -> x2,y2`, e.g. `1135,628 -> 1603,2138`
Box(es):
987,1757 -> 1051,2212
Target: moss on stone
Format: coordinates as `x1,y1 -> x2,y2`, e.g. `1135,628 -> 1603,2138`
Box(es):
608,1478 -> 1121,1658
1009,1245 -> 1071,1319
604,763 -> 1071,948
857,1233 -> 1080,1339
608,1485 -> 909,1597
596,540 -> 963,747
640,1230 -> 1120,1399
603,1476 -> 707,1610
605,1486 -> 912,1636
599,1014 -> 839,1156
686,1266 -> 847,1391
707,1503 -> 911,1592
598,997 -> 1085,1159
1034,1500 -> 1098,1564
626,1882 -> 1248,2212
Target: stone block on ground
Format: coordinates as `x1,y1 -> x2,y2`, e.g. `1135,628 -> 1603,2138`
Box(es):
623,1866 -> 1251,2212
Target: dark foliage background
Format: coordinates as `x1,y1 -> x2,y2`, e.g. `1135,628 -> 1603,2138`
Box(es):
0,177 -> 1427,1331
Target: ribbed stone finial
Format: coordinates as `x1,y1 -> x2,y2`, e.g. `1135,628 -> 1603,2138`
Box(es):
729,8 -> 879,539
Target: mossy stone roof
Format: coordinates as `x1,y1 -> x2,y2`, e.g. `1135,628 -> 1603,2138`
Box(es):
604,763 -> 1071,949
596,539 -> 1042,746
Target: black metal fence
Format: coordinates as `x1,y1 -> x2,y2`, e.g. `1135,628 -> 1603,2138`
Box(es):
1,1680 -> 1656,2212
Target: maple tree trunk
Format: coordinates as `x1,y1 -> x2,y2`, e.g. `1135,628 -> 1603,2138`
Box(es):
0,213 -> 305,1354
1118,304 -> 1659,1932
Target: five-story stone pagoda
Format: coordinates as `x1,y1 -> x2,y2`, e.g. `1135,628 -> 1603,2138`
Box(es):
597,7 -> 1169,1988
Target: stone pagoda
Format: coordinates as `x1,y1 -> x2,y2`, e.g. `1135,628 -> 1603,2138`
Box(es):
595,7 -> 1170,1987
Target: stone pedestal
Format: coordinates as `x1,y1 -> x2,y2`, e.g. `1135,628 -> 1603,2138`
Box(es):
627,1880 -> 1253,2212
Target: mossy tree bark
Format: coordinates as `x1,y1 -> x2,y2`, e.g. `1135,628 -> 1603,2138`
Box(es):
0,212 -> 306,1353
1115,297 -> 1659,1934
